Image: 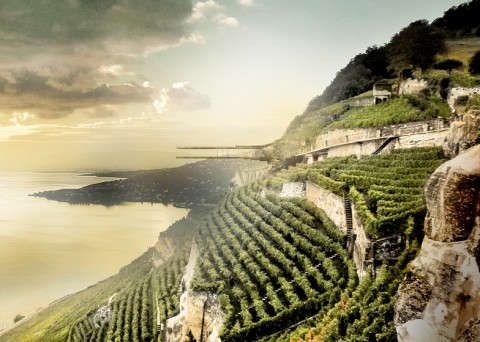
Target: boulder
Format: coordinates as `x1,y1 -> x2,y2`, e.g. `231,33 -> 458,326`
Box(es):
445,110 -> 480,157
395,145 -> 480,341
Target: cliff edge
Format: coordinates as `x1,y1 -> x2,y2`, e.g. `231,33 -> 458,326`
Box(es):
395,145 -> 480,341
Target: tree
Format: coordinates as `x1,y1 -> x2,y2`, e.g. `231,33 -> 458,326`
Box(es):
432,0 -> 480,37
433,59 -> 463,76
13,314 -> 25,324
388,20 -> 446,70
469,51 -> 480,75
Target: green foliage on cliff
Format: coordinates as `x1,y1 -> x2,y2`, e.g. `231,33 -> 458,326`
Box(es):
191,184 -> 355,341
268,147 -> 446,239
470,51 -> 480,74
260,147 -> 442,341
324,95 -> 450,131
4,2 -> 477,342
0,208 -> 203,342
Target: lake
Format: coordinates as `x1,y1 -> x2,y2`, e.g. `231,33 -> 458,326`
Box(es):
0,172 -> 188,328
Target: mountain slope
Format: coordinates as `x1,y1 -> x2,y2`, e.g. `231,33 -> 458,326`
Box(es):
3,1 -> 480,341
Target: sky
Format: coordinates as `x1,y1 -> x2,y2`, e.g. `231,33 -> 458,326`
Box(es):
0,0 -> 467,171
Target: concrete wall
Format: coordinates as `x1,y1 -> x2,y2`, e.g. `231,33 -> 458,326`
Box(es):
306,119 -> 450,161
326,140 -> 383,158
396,130 -> 449,149
315,128 -> 380,149
306,181 -> 346,233
314,119 -> 448,151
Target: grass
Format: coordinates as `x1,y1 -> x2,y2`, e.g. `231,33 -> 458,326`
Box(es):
440,37 -> 480,69
450,70 -> 480,87
278,101 -> 350,150
0,242 -> 166,342
467,94 -> 480,110
322,95 -> 450,131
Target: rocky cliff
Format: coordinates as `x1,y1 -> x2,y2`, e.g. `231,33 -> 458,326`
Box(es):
165,241 -> 225,342
395,145 -> 480,341
445,109 -> 480,157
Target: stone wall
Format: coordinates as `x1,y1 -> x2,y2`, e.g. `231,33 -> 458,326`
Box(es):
280,182 -> 306,198
315,128 -> 379,149
349,97 -> 373,107
306,181 -> 373,279
232,165 -> 270,188
305,182 -> 406,279
398,78 -> 429,95
181,240 -> 198,291
314,119 -> 448,151
306,181 -> 346,233
325,140 -> 384,158
308,120 -> 450,161
396,130 -> 449,149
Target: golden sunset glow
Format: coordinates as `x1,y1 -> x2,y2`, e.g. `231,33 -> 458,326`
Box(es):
0,0 -> 466,171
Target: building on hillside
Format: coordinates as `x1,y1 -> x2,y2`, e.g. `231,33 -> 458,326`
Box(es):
373,81 -> 392,104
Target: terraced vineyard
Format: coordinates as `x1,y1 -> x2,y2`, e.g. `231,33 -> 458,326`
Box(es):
258,147 -> 446,341
268,147 -> 447,238
67,248 -> 189,342
1,147 -> 447,342
191,184 -> 356,341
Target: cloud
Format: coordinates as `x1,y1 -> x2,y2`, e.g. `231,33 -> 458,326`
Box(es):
82,106 -> 118,119
238,0 -> 259,7
214,14 -> 240,27
0,1 -> 193,57
0,0 -> 194,119
154,82 -> 211,113
190,1 -> 240,28
190,0 -> 223,22
0,68 -> 153,119
9,112 -> 35,125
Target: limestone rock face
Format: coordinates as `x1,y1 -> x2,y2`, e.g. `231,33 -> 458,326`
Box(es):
398,78 -> 429,95
445,110 -> 480,157
154,235 -> 176,264
164,241 -> 224,342
395,145 -> 480,341
424,145 -> 480,242
165,292 -> 225,342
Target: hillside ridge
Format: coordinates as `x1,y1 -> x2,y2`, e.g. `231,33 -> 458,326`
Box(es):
2,1 -> 480,341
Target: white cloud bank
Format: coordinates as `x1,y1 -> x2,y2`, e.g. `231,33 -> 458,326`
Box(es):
0,0 -> 195,119
238,0 -> 259,7
154,82 -> 211,113
190,1 -> 240,28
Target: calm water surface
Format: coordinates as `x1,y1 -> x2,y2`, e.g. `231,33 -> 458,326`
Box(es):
0,172 -> 188,328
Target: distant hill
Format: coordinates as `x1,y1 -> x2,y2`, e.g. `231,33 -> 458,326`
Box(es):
303,0 -> 480,115
32,159 -> 256,207
3,1 -> 480,342
278,0 -> 480,155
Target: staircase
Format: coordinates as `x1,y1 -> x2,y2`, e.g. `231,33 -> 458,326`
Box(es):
372,136 -> 397,155
343,196 -> 355,256
344,197 -> 353,237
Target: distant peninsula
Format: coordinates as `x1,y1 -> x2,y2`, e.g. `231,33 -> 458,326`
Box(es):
31,160 -> 252,208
